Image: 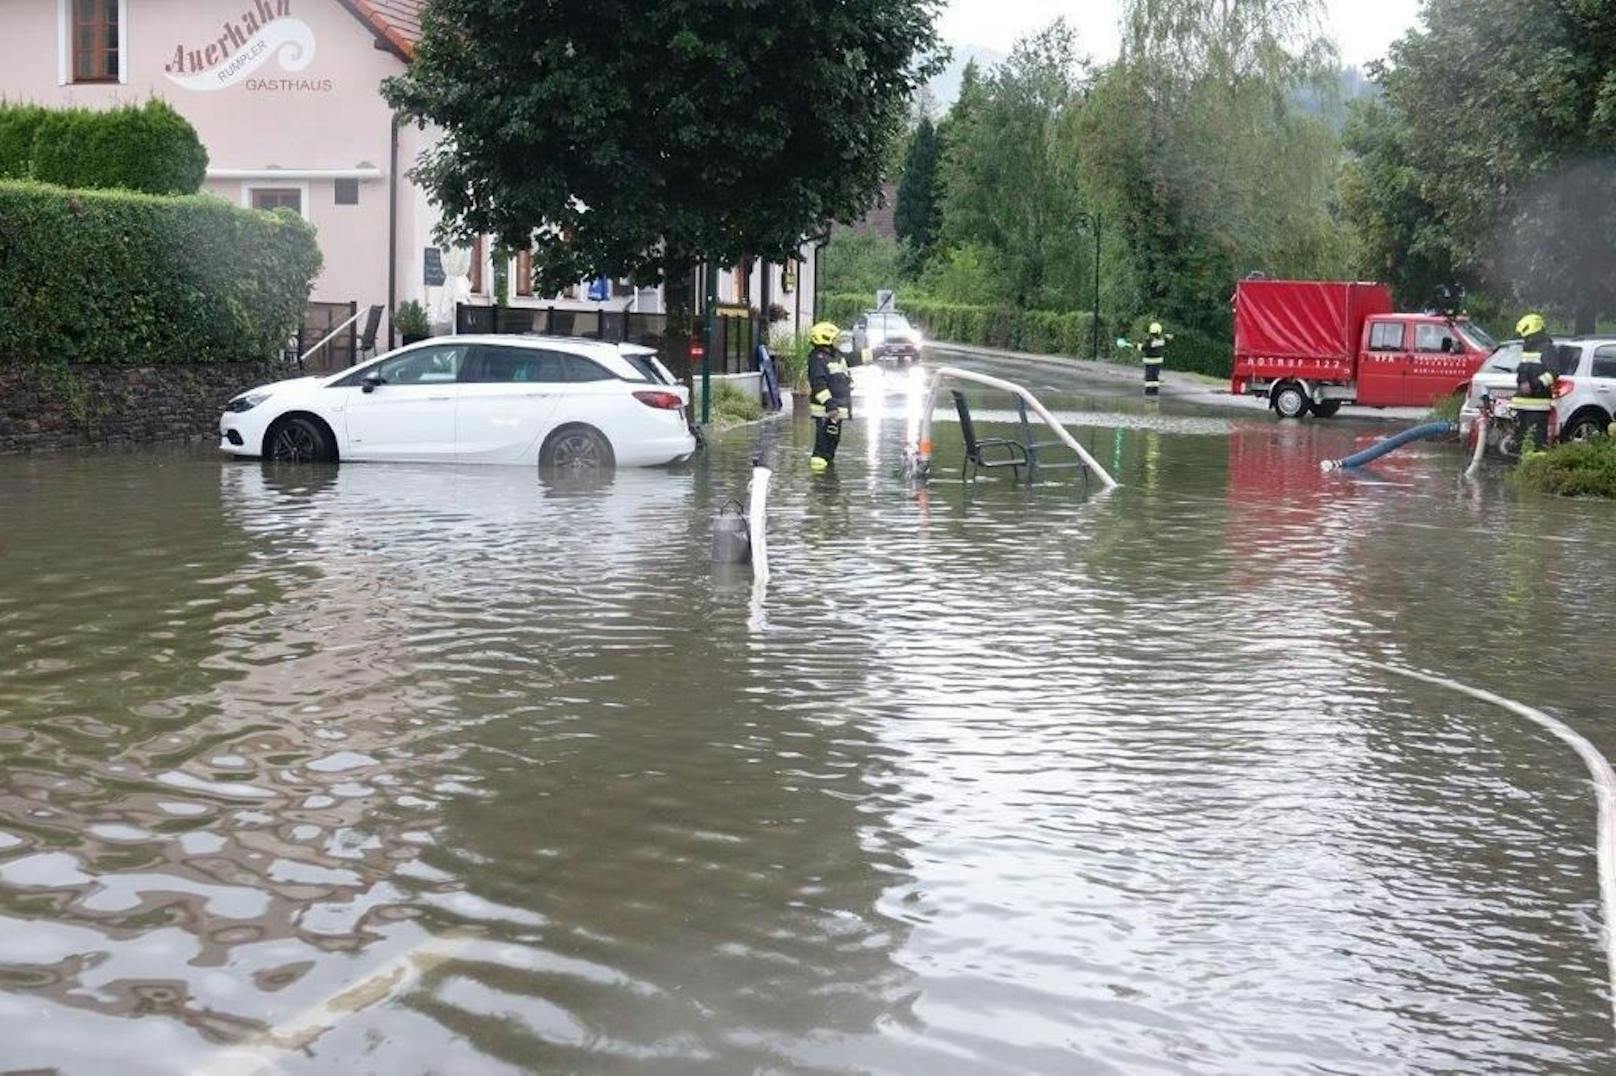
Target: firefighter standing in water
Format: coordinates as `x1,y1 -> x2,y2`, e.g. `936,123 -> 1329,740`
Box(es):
806,321 -> 853,472
1135,322 -> 1171,396
1513,313 -> 1557,453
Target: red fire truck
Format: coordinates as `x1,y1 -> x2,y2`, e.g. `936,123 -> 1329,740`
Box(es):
1230,280 -> 1499,418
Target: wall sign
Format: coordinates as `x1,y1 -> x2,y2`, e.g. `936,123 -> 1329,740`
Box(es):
424,247 -> 446,287
163,1 -> 321,92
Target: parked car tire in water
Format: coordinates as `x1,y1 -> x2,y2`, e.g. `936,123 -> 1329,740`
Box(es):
266,415 -> 336,463
1310,400 -> 1343,418
1273,382 -> 1310,420
541,425 -> 615,474
1561,413 -> 1608,443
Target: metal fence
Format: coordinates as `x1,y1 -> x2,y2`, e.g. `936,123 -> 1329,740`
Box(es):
295,301 -> 359,372
455,304 -> 757,378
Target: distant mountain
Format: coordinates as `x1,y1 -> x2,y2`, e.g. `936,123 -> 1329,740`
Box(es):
925,44 -> 1007,113
1296,66 -> 1382,130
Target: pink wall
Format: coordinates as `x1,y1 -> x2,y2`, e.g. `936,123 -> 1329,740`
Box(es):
0,0 -> 428,321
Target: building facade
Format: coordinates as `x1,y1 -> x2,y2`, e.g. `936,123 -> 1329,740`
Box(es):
0,0 -> 820,352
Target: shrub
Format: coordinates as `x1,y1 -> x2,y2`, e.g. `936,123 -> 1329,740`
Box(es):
1512,436 -> 1616,498
0,180 -> 322,364
819,292 -> 1240,377
13,100 -> 207,194
0,103 -> 49,179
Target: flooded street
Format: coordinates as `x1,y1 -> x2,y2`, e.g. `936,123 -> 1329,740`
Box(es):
2,355 -> 1615,1073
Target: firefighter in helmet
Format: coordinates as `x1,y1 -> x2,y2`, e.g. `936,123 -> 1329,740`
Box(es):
806,321 -> 853,472
1513,313 -> 1557,452
1137,321 -> 1172,396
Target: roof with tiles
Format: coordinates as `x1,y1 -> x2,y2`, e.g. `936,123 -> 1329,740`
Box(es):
336,0 -> 426,60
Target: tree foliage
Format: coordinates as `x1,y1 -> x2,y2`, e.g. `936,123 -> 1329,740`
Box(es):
893,116 -> 941,255
384,0 -> 942,294
938,22 -> 1092,309
1351,0 -> 1616,330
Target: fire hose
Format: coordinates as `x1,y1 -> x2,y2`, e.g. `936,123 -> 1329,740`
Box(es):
1320,421 -> 1457,473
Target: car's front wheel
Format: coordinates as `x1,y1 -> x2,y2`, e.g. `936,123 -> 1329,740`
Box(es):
541,425 -> 615,475
266,415 -> 336,464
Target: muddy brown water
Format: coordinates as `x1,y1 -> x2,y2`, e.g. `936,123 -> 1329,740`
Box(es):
1,357 -> 1614,1073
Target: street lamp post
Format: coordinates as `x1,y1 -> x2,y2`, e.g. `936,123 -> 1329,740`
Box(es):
1075,211 -> 1101,361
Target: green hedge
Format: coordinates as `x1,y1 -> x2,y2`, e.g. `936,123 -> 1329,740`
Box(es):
0,100 -> 207,194
0,181 -> 322,364
0,104 -> 49,179
1513,436 -> 1616,498
824,293 -> 1235,378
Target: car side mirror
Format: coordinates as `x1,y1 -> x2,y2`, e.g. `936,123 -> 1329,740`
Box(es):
361,373 -> 384,394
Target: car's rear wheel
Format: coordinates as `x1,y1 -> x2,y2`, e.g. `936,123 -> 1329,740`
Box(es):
541,425 -> 615,475
1310,400 -> 1343,418
1273,382 -> 1310,420
266,416 -> 335,464
1562,413 -> 1608,443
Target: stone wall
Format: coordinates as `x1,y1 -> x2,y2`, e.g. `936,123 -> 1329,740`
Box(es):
0,362 -> 284,454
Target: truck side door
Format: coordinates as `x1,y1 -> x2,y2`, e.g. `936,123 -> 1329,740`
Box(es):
1406,321 -> 1470,406
1357,320 -> 1408,407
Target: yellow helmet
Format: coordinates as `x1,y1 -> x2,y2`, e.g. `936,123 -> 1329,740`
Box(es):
808,321 -> 840,348
1516,313 -> 1545,338
1149,322 -> 1163,336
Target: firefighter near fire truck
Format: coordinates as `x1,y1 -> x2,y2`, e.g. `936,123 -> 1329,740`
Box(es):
806,321 -> 853,473
1122,323 -> 1172,396
1512,312 -> 1557,453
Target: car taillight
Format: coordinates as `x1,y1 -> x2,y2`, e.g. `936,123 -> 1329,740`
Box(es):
633,390 -> 684,410
1554,377 -> 1575,398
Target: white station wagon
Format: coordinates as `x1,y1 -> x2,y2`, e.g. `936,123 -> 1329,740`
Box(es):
221,336 -> 696,471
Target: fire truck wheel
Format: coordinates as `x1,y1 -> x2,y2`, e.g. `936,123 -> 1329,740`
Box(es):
1310,400 -> 1343,418
1273,383 -> 1310,420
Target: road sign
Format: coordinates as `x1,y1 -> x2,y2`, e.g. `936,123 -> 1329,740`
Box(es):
875,289 -> 895,312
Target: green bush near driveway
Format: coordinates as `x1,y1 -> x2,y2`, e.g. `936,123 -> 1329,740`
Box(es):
0,180 -> 322,365
822,293 -> 1237,378
1512,436 -> 1616,499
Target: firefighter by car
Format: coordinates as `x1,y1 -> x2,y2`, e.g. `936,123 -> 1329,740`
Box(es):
806,321 -> 853,472
1512,312 -> 1557,452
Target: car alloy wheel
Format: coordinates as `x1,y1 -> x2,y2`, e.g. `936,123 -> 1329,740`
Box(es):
1564,417 -> 1607,443
550,430 -> 608,472
270,421 -> 322,463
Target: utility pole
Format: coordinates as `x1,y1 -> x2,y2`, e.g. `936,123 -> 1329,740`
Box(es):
1076,212 -> 1101,361
701,260 -> 719,426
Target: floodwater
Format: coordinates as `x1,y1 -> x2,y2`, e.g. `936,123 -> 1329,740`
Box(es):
1,355 -> 1614,1074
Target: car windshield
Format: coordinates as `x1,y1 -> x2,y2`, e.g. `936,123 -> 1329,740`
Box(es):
864,313 -> 914,341
1459,322 -> 1499,351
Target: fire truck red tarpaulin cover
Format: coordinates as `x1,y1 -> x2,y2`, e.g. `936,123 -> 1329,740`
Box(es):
1235,281 -> 1394,361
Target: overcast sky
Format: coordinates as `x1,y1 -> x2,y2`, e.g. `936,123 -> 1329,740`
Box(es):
938,0 -> 1424,65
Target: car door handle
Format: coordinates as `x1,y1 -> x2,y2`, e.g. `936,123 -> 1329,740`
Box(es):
428,395 -> 453,401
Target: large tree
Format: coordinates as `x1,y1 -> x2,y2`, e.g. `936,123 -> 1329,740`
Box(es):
894,115 -> 941,256
384,0 -> 942,300
937,21 -> 1091,309
1358,0 -> 1616,331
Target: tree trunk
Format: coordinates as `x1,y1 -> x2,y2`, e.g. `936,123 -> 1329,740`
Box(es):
1575,303 -> 1598,337
663,257 -> 696,386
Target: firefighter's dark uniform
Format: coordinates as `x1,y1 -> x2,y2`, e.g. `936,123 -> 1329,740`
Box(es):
1141,333 -> 1167,395
807,345 -> 852,471
1515,329 -> 1557,451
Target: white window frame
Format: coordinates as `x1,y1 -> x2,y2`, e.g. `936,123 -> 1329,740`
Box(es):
58,0 -> 130,86
241,181 -> 313,222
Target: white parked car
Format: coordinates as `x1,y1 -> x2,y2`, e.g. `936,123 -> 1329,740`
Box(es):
221,336 -> 695,470
1460,337 -> 1616,447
